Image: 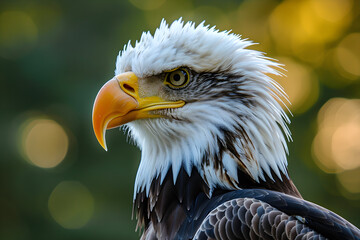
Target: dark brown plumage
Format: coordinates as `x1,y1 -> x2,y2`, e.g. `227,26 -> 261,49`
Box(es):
195,198 -> 326,240
134,166 -> 303,240
135,167 -> 360,240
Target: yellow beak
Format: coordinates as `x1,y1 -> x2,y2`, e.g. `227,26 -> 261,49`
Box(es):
92,72 -> 185,151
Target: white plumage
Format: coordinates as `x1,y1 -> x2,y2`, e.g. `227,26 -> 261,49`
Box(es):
116,19 -> 290,198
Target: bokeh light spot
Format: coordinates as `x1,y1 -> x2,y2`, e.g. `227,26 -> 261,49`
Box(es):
312,98 -> 360,173
336,168 -> 360,195
48,181 -> 94,229
271,57 -> 318,114
269,0 -> 353,64
334,33 -> 360,80
129,0 -> 167,11
311,0 -> 353,23
0,11 -> 38,59
21,118 -> 68,168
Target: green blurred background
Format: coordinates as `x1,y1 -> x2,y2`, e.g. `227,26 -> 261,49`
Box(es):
0,0 -> 359,239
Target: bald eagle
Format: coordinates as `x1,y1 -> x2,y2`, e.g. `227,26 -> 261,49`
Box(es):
92,19 -> 360,240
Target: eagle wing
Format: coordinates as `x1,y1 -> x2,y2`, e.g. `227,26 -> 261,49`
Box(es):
177,189 -> 360,240
194,197 -> 326,240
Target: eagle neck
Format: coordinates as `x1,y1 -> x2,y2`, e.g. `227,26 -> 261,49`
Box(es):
133,166 -> 217,239
132,129 -> 302,239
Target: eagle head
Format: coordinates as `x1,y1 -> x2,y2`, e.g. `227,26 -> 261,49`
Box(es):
92,19 -> 299,235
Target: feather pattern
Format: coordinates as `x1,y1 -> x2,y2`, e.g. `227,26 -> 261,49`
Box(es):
134,167 -> 300,239
184,189 -> 360,240
117,19 -> 291,199
106,19 -> 360,239
195,199 -> 326,240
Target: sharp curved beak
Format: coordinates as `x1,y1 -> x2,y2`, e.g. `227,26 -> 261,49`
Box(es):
92,72 -> 185,151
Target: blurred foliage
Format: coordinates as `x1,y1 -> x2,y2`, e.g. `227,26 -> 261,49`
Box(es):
0,0 -> 359,239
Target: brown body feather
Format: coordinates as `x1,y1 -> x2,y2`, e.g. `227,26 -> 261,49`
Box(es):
134,166 -> 301,240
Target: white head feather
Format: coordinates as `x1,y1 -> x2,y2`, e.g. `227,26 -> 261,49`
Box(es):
114,19 -> 291,199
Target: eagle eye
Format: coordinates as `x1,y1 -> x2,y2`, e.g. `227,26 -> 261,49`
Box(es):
164,68 -> 189,89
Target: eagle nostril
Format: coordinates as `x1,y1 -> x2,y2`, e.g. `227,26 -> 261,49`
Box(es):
122,83 -> 135,95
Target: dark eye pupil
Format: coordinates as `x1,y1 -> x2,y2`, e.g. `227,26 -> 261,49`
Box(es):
173,74 -> 180,81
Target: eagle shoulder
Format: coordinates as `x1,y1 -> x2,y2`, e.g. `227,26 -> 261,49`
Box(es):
177,189 -> 360,240
194,197 -> 326,240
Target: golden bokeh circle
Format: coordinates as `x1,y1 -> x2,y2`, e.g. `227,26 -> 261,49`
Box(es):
21,118 -> 68,168
334,33 -> 360,80
269,0 -> 353,64
48,181 -> 94,229
312,98 -> 360,173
